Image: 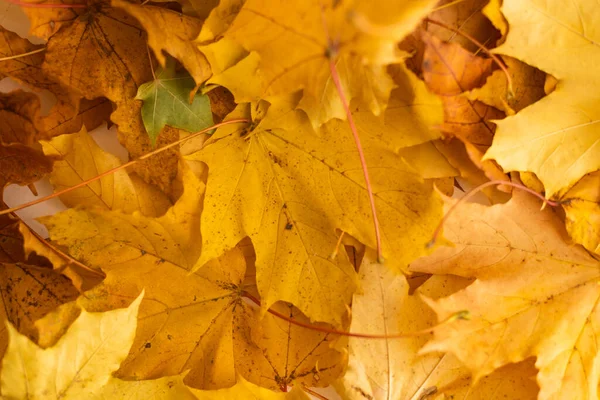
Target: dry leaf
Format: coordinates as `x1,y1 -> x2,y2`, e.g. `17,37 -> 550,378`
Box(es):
410,190 -> 600,400
485,0 -> 600,197
186,95 -> 443,324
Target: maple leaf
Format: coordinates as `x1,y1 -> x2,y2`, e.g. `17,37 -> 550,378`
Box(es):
485,0 -> 600,197
335,251 -> 539,400
40,0 -> 151,104
217,0 -> 438,127
42,127 -> 171,215
135,60 -> 214,144
186,95 -> 443,324
410,190 -> 600,400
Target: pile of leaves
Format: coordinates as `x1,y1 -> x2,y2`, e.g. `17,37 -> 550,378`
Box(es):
1,0 -> 599,399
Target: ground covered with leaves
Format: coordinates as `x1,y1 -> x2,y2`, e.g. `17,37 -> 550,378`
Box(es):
0,0 -> 599,399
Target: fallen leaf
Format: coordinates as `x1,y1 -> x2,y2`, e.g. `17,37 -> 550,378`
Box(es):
335,252 -> 467,400
220,0 -> 438,127
41,0 -> 152,104
186,95 -> 442,324
111,99 -> 181,195
485,0 -> 600,197
41,127 -> 171,215
22,0 -> 82,39
422,32 -> 492,96
0,208 -> 78,379
0,263 -> 78,372
113,0 -> 212,89
410,190 -> 600,400
135,59 -> 214,144
433,139 -> 510,203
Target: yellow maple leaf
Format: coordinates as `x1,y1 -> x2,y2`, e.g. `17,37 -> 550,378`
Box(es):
484,0 -> 600,197
410,190 -> 600,400
217,0 -> 438,127
41,127 -> 171,216
335,251 -> 539,400
186,95 -> 442,324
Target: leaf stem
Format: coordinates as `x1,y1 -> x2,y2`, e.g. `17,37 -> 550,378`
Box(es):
425,18 -> 514,96
0,47 -> 46,61
242,291 -> 462,339
0,119 -> 249,217
427,180 -> 562,248
3,0 -> 86,8
328,59 -> 383,263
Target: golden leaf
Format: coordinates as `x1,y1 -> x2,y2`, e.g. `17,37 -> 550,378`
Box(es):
218,0 -> 438,127
410,190 -> 600,400
186,95 -> 442,324
485,0 -> 600,197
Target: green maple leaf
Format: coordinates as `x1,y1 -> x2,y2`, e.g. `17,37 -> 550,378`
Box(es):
136,59 -> 214,144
